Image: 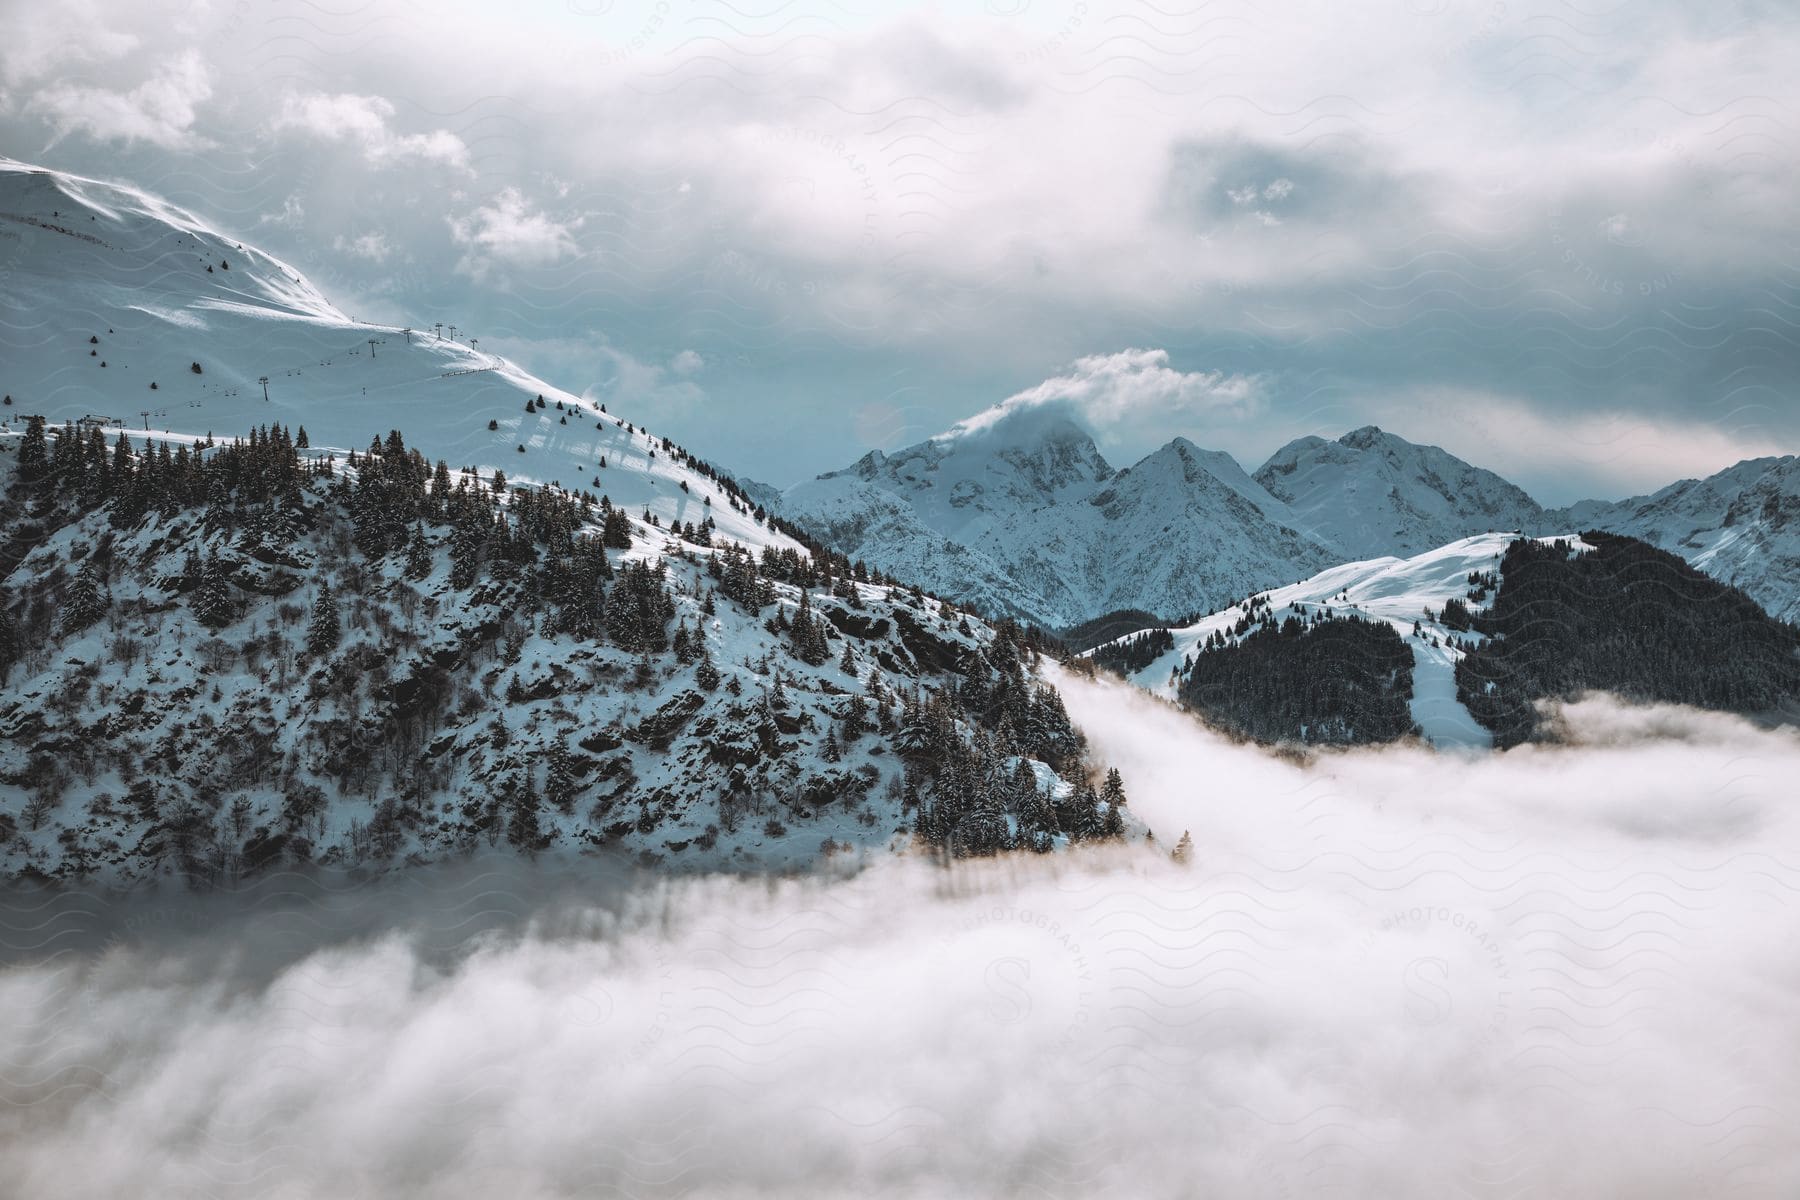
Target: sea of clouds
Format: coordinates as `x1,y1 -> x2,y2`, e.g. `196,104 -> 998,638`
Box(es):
2,674 -> 1798,1198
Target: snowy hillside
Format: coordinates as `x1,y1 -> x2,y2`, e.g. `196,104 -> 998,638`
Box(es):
1544,456 -> 1800,623
1090,532 -> 1592,750
0,160 -> 1136,883
783,411 -> 1336,630
0,157 -> 775,552
0,421 -> 1134,883
1253,426 -> 1544,561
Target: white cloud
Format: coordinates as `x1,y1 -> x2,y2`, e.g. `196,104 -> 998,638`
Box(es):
480,334 -> 704,418
273,92 -> 470,170
590,344 -> 703,417
5,0 -> 1799,486
5,680 -> 1800,1196
333,231 -> 393,263
0,0 -> 137,86
951,349 -> 1261,441
447,188 -> 583,279
28,50 -> 211,149
259,194 -> 305,228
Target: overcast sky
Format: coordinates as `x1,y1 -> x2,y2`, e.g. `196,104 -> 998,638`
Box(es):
2,0 -> 1796,502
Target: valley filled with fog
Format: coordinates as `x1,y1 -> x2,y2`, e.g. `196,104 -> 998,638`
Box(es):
4,675 -> 1796,1198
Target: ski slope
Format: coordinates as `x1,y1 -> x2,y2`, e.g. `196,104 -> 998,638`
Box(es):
0,157 -> 790,555
1095,532 -> 1593,750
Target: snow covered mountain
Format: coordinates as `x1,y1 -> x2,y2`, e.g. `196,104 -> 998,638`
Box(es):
0,156 -> 771,549
0,159 -> 1132,882
780,413 -> 1573,634
786,399 -> 1799,634
1252,427 -> 1800,623
782,411 -> 1337,630
1252,426 -> 1544,561
1543,456 -> 1800,623
1092,524 -> 1800,750
1088,531 -> 1590,751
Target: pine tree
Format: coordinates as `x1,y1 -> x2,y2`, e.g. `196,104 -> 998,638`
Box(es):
1102,799 -> 1126,838
18,415 -> 49,481
307,582 -> 341,655
790,588 -> 830,666
59,560 -> 108,636
695,654 -> 721,691
606,581 -> 643,651
1060,780 -> 1104,842
545,742 -> 577,814
506,774 -> 545,852
1172,830 -> 1195,865
842,692 -> 867,743
404,523 -> 432,580
1100,767 -> 1128,811
190,552 -> 235,629
296,426 -> 310,449
1012,758 -> 1056,848
601,507 -> 632,550
0,593 -> 20,680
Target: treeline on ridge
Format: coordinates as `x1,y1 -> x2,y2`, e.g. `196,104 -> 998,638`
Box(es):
1456,532 -> 1800,746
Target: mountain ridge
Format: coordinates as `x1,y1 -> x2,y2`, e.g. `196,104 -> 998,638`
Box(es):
783,411 -> 1338,629
1252,424 -> 1545,561
1539,454 -> 1800,622
789,406 -> 1800,629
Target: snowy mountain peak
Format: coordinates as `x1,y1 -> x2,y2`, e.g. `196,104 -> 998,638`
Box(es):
1254,425 -> 1543,561
1337,425 -> 1391,451
0,157 -> 796,556
1152,437 -> 1255,484
986,418 -> 1115,499
819,408 -> 1112,512
1096,438 -> 1271,514
829,448 -> 888,481
785,414 -> 1335,628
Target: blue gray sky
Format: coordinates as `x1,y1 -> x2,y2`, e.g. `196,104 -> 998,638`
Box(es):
2,0 -> 1796,503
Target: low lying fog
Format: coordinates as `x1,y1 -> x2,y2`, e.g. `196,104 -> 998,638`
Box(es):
3,673 -> 1798,1198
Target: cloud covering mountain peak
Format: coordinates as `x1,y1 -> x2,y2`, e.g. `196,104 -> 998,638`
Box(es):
946,349 -> 1260,449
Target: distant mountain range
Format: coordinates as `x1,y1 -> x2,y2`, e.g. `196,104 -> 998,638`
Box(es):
780,411 -> 1339,629
1253,425 -> 1542,561
783,411 -> 1799,629
3,147 -> 1792,647
1545,456 -> 1800,623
